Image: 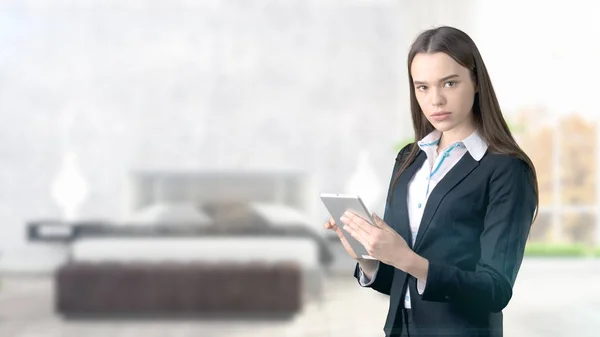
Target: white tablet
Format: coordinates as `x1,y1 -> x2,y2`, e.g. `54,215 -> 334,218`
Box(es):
320,193 -> 377,260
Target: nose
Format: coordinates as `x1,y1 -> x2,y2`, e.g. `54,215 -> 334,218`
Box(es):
430,88 -> 446,107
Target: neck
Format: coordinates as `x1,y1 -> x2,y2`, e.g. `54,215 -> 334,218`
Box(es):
437,123 -> 476,152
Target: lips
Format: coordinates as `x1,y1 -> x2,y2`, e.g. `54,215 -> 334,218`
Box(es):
430,111 -> 451,121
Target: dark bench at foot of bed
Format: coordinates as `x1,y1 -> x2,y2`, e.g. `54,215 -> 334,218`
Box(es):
55,262 -> 303,317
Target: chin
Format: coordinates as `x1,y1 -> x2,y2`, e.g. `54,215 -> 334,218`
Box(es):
430,121 -> 456,133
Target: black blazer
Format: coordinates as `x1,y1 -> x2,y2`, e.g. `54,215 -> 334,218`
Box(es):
354,143 -> 536,337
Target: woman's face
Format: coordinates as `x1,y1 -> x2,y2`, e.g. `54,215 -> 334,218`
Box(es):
410,52 -> 477,134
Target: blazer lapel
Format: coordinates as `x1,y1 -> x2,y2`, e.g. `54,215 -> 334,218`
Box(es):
412,152 -> 480,251
390,151 -> 426,249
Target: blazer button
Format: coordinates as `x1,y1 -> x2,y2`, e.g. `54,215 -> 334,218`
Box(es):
445,296 -> 451,300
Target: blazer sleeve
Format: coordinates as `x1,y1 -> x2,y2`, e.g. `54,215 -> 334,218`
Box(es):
352,142 -> 414,296
353,261 -> 395,295
419,156 -> 536,312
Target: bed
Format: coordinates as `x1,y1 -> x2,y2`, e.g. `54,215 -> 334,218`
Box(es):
53,171 -> 332,316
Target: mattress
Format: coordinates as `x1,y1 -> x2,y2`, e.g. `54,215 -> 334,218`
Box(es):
70,237 -> 320,268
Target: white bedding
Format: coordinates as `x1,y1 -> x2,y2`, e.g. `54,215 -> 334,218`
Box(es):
70,237 -> 320,268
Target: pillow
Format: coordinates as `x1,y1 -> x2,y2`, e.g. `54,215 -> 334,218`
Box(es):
249,202 -> 323,236
249,202 -> 311,225
200,201 -> 270,233
126,202 -> 213,226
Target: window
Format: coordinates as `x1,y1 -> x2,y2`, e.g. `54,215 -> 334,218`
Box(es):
514,108 -> 598,245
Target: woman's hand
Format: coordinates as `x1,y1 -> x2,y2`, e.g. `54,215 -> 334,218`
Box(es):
323,216 -> 359,260
340,211 -> 413,270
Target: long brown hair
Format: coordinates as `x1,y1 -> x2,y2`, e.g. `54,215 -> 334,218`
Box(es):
390,26 -> 539,221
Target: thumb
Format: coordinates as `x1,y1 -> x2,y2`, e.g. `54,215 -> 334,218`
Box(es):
372,213 -> 388,229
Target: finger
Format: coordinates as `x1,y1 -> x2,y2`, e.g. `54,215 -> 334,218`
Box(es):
342,211 -> 373,237
340,216 -> 371,248
340,217 -> 371,248
338,235 -> 358,259
372,213 -> 389,229
333,228 -> 358,259
335,226 -> 364,252
324,217 -> 337,230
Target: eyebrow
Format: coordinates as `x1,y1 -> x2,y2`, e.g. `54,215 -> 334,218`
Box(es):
413,74 -> 459,85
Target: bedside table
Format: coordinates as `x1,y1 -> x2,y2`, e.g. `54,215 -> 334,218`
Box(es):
27,220 -> 75,243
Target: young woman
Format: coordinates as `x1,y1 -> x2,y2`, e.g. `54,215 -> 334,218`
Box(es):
324,26 -> 538,336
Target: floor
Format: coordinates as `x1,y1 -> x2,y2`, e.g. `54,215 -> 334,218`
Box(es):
1,258 -> 600,337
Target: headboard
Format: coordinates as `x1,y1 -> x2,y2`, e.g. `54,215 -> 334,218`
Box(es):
125,170 -> 316,217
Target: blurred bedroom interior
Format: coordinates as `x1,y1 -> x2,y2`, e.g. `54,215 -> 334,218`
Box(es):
1,1 -> 600,336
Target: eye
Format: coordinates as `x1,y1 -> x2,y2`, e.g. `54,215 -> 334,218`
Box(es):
416,85 -> 427,91
444,81 -> 457,88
